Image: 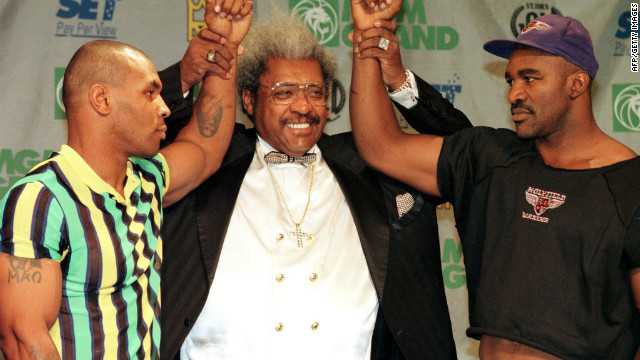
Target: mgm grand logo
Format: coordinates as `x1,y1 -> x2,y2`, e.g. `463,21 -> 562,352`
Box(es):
291,0 -> 339,46
613,84 -> 640,132
510,3 -> 562,37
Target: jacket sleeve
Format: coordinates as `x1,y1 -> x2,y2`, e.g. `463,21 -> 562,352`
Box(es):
394,73 -> 472,136
159,62 -> 195,147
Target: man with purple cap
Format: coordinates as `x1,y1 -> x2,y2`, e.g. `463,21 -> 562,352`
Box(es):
483,14 -> 600,79
350,6 -> 640,359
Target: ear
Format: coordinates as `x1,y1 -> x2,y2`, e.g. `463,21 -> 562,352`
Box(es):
568,71 -> 590,99
323,104 -> 331,118
242,87 -> 255,117
89,83 -> 112,115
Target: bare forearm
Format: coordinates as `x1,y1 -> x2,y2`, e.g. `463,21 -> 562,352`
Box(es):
350,29 -> 403,169
161,1 -> 252,206
189,71 -> 237,175
161,67 -> 237,206
350,29 -> 443,196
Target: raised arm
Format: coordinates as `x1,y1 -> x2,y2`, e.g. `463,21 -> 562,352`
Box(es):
355,19 -> 472,136
0,256 -> 62,359
350,0 -> 442,196
159,29 -> 233,135
160,0 -> 253,206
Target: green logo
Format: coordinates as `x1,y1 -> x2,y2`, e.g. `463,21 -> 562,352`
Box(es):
395,0 -> 458,50
290,0 -> 340,47
55,67 -> 66,120
441,237 -> 466,289
612,84 -> 640,132
0,149 -> 55,199
288,0 -> 458,50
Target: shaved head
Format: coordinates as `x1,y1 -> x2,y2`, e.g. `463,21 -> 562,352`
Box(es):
62,40 -> 150,115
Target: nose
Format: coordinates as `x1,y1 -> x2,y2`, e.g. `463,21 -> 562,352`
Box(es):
157,97 -> 170,118
288,90 -> 313,114
508,81 -> 527,105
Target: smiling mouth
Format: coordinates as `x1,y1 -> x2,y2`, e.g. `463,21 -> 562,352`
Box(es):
286,123 -> 311,129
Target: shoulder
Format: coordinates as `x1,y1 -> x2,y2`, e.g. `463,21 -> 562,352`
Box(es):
603,156 -> 640,228
317,132 -> 362,161
2,179 -> 54,208
317,132 -> 373,172
131,155 -> 166,176
448,126 -> 520,143
8,155 -> 63,194
442,126 -> 534,161
581,131 -> 637,168
130,155 -> 167,189
318,132 -> 357,149
1,168 -> 64,233
223,125 -> 256,163
603,138 -> 637,164
231,123 -> 253,143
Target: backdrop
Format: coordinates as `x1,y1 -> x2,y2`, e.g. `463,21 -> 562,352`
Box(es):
0,0 -> 638,358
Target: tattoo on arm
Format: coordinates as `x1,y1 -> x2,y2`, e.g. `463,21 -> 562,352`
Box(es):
196,91 -> 223,138
8,257 -> 43,284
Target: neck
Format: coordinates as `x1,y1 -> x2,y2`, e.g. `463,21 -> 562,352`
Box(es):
535,114 -> 635,169
67,135 -> 129,196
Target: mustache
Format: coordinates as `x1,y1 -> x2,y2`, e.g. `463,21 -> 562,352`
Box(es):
511,100 -> 535,114
282,114 -> 321,125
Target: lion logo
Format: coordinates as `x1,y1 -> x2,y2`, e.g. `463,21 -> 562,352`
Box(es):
292,0 -> 338,45
613,84 -> 640,132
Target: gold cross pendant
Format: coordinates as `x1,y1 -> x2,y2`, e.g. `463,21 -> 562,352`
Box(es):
290,224 -> 310,248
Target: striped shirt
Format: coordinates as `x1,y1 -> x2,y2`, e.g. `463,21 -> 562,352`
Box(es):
0,145 -> 169,359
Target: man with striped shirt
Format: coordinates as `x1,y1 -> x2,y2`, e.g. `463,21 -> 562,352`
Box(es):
0,1 -> 252,359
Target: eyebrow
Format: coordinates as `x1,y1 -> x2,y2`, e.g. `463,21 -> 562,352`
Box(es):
505,68 -> 542,79
151,80 -> 161,90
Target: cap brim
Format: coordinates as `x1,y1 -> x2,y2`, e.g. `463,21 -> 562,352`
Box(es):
483,39 -> 558,60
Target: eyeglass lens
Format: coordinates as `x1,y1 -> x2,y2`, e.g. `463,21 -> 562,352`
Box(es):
271,83 -> 327,106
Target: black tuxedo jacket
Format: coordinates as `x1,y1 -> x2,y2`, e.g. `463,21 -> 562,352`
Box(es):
158,63 -> 471,360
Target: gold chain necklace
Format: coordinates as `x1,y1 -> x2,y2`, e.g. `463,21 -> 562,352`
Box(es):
266,161 -> 316,248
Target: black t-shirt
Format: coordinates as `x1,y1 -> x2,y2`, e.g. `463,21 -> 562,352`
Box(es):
438,127 -> 640,359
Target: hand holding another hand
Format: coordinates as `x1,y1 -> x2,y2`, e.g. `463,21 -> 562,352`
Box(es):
180,0 -> 253,90
205,0 -> 253,46
353,20 -> 406,91
351,0 -> 402,31
180,29 -> 235,90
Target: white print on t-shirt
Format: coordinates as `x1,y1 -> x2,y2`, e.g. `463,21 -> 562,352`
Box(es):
522,186 -> 566,223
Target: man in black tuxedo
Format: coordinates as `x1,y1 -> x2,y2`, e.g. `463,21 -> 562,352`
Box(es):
158,5 -> 470,360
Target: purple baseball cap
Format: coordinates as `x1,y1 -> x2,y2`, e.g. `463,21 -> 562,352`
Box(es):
483,14 -> 599,78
